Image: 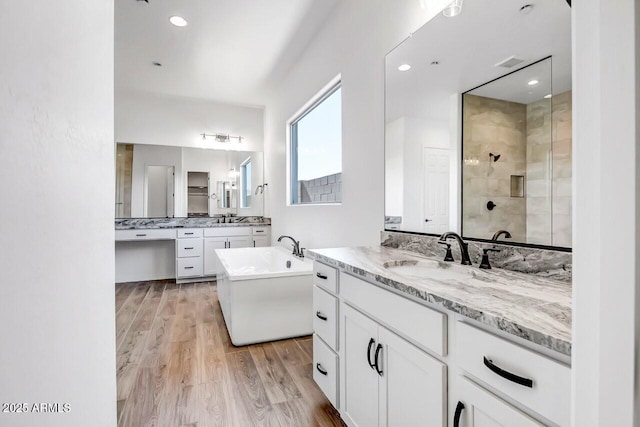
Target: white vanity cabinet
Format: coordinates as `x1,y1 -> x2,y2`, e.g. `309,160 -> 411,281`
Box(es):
251,226 -> 270,247
311,259 -> 571,427
453,322 -> 571,427
176,228 -> 204,280
452,377 -> 543,427
340,288 -> 446,427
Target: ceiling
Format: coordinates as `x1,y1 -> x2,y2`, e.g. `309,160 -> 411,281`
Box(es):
385,0 -> 571,122
115,0 -> 342,107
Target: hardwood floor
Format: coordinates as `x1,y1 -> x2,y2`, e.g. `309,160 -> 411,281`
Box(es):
116,280 -> 344,427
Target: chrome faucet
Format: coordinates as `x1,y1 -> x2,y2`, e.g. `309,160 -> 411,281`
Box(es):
491,230 -> 512,241
439,232 -> 472,265
277,235 -> 304,258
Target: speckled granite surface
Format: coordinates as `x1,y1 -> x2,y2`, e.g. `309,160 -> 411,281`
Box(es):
308,246 -> 572,356
115,217 -> 270,230
381,231 -> 572,283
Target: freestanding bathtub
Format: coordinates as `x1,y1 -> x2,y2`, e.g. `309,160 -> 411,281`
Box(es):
215,246 -> 314,346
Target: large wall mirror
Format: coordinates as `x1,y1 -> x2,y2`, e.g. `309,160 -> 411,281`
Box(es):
384,0 -> 571,248
115,143 -> 264,218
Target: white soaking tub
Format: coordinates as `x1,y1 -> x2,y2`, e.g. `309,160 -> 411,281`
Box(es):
215,246 -> 313,345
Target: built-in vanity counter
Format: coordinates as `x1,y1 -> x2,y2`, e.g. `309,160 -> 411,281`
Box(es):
308,246 -> 571,427
115,217 -> 270,283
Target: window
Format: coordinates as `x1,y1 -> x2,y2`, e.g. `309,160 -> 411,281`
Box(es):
240,157 -> 252,208
289,82 -> 342,204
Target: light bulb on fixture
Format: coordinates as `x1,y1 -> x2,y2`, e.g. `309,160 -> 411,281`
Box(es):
398,64 -> 411,71
528,79 -> 539,86
442,0 -> 463,17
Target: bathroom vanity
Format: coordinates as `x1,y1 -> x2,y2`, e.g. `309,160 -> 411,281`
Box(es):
309,246 -> 571,427
115,218 -> 270,283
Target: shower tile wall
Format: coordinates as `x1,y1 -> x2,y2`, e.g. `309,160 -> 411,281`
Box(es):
551,91 -> 572,248
463,94 -> 527,241
526,91 -> 572,247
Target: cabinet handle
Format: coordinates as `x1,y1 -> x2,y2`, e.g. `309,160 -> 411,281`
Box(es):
185,247 -> 194,250
316,273 -> 328,280
316,363 -> 328,376
254,241 -> 256,247
184,266 -> 194,270
228,241 -> 231,248
316,311 -> 328,321
374,343 -> 383,376
453,401 -> 465,427
224,241 -> 228,249
367,338 -> 376,369
483,356 -> 533,388
136,233 -> 147,237
185,232 -> 194,235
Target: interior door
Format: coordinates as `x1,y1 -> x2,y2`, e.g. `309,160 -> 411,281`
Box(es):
379,326 -> 446,427
422,147 -> 450,233
453,377 -> 543,427
342,304 -> 380,427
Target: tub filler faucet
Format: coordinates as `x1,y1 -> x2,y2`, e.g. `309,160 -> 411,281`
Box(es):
277,235 -> 305,258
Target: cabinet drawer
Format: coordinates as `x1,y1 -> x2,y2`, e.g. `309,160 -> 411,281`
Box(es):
177,257 -> 203,278
313,286 -> 338,351
115,229 -> 175,241
177,228 -> 202,238
313,334 -> 338,408
341,273 -> 447,357
252,226 -> 270,236
456,322 -> 570,426
177,239 -> 203,258
204,227 -> 251,237
313,262 -> 338,294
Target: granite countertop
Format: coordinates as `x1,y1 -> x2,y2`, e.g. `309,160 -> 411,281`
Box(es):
115,217 -> 270,230
308,246 -> 572,356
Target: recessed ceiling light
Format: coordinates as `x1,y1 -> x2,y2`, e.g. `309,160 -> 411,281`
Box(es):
544,94 -> 553,99
398,64 -> 411,71
169,16 -> 188,27
528,79 -> 539,86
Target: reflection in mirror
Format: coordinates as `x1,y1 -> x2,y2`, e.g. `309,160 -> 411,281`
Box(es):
217,181 -> 236,209
114,143 -> 264,218
146,165 -> 175,217
384,0 -> 571,248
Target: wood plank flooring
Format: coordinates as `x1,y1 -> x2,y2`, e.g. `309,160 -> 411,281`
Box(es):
116,280 -> 344,427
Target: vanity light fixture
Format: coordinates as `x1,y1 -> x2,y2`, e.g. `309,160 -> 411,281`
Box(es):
442,0 -> 464,17
398,64 -> 411,71
544,94 -> 553,99
201,133 -> 244,143
528,79 -> 539,86
169,16 -> 188,27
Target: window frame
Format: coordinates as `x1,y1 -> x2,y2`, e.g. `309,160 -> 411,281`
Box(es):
287,76 -> 343,206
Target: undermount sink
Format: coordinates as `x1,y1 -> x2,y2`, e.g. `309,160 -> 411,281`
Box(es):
383,259 -> 471,281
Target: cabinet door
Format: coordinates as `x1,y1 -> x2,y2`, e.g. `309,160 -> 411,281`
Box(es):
453,377 -> 543,427
227,235 -> 251,249
203,237 -> 227,276
341,304 -> 380,427
378,326 -> 446,427
253,236 -> 269,247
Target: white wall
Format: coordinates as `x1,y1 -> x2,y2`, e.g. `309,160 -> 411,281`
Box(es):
0,2 -> 116,426
572,0 -> 640,425
116,90 -> 265,152
264,0 -> 451,249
